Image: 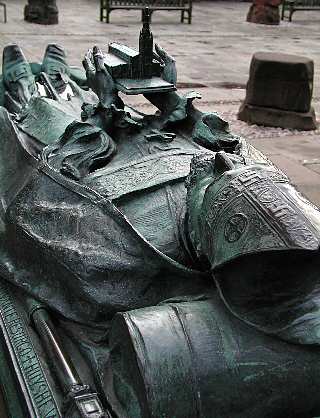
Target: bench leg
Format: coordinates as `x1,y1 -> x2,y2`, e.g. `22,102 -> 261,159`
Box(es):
100,0 -> 104,21
281,2 -> 285,20
289,5 -> 294,21
186,10 -> 192,24
181,10 -> 191,23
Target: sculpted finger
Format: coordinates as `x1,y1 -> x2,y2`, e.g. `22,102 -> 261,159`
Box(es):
82,55 -> 90,72
83,49 -> 95,71
155,43 -> 175,64
155,43 -> 165,61
153,50 -> 163,64
83,55 -> 95,77
93,45 -> 105,72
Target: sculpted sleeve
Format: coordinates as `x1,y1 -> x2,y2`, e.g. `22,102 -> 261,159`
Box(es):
186,149 -> 320,345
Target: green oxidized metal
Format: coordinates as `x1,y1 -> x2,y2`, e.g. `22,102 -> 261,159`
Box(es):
0,11 -> 320,418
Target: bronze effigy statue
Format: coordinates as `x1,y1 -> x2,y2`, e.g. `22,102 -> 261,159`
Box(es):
0,9 -> 320,418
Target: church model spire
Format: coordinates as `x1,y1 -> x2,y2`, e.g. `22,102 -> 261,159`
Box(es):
103,10 -> 176,94
139,7 -> 153,78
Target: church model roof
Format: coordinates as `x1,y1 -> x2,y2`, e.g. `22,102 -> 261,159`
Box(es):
103,8 -> 176,95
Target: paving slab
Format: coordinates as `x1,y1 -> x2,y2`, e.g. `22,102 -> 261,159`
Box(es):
248,135 -> 320,205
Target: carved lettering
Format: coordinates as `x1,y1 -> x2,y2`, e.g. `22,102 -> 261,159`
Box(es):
0,283 -> 60,417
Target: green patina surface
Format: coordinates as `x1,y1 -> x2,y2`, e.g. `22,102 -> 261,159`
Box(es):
0,12 -> 319,418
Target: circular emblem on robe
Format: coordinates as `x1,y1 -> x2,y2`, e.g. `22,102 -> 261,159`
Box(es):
224,213 -> 248,243
258,188 -> 276,203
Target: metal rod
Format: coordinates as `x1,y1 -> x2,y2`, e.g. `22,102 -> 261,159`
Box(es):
31,307 -> 81,393
26,300 -> 112,417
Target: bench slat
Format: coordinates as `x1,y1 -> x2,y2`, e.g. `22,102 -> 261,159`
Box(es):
106,0 -> 186,5
100,0 -> 192,23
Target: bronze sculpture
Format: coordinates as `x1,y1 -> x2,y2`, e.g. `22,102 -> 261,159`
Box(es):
0,9 -> 320,417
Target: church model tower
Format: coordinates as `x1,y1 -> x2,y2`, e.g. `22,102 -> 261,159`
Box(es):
139,8 -> 153,78
103,8 -> 176,94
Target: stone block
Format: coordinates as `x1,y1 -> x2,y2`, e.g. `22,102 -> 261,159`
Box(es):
247,2 -> 281,25
24,0 -> 58,25
238,102 -> 317,130
246,52 -> 313,112
238,52 -> 317,130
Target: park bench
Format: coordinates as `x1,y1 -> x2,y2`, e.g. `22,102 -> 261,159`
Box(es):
100,0 -> 192,23
281,0 -> 320,21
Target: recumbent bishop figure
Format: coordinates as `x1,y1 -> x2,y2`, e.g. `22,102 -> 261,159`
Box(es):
0,9 -> 320,418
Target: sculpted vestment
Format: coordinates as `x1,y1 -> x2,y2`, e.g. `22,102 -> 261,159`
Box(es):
0,38 -> 320,418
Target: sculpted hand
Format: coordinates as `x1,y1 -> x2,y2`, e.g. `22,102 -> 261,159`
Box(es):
154,44 -> 177,85
83,46 -> 118,107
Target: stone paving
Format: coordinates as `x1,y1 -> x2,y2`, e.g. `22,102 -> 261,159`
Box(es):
0,0 -> 320,204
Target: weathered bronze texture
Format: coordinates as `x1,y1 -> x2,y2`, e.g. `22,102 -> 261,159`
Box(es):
0,16 -> 320,418
103,9 -> 176,94
110,296 -> 320,417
